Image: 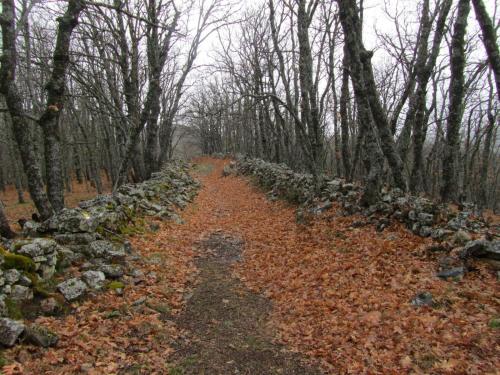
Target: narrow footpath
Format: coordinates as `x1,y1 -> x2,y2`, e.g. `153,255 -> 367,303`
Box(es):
5,157 -> 499,374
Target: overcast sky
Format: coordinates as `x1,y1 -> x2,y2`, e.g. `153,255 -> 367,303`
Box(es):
195,0 -> 498,68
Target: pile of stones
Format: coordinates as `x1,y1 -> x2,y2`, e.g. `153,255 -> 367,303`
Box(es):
0,161 -> 199,348
233,157 -> 499,280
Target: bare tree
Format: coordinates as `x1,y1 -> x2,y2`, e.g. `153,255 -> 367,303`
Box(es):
441,0 -> 471,202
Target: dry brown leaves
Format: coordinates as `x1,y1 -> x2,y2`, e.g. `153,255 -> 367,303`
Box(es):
197,158 -> 499,374
3,207 -> 196,374
3,158 -> 499,374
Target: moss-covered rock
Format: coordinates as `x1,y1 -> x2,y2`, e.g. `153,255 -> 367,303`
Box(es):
4,298 -> 23,320
0,248 -> 36,273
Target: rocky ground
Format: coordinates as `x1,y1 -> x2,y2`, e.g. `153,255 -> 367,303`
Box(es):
0,162 -> 199,373
0,157 -> 498,374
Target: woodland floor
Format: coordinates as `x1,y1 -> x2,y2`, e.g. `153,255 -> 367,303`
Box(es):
2,158 -> 500,374
1,177 -> 111,229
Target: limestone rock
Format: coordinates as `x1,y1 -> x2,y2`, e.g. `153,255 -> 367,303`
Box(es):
0,296 -> 8,317
24,325 -> 59,347
45,208 -> 99,233
57,278 -> 87,301
4,269 -> 21,285
99,264 -> 124,279
0,318 -> 25,347
54,233 -> 96,245
437,266 -> 465,280
452,230 -> 472,246
461,240 -> 500,261
82,270 -> 106,290
411,292 -> 434,307
89,240 -> 126,260
10,285 -> 34,302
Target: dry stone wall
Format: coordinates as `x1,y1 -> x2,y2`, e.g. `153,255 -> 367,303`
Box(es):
231,156 -> 499,280
0,161 -> 199,348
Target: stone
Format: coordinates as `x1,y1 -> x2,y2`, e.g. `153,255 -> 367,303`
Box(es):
327,179 -> 342,191
0,296 -> 7,317
18,275 -> 32,287
129,269 -> 144,278
390,188 -> 405,198
39,264 -> 56,280
430,228 -> 453,240
57,278 -> 87,301
4,269 -> 21,285
447,216 -> 467,231
22,221 -> 41,237
17,243 -> 43,258
311,200 -> 332,215
40,297 -> 59,315
452,230 -> 472,246
32,255 -> 48,263
0,318 -> 25,347
411,292 -> 434,307
408,210 -> 417,221
57,247 -> 80,268
437,266 -> 465,280
34,238 -> 58,254
54,233 -> 96,245
10,285 -> 34,302
24,325 -> 59,347
100,264 -> 124,279
418,213 -> 434,225
132,297 -> 146,306
461,240 -> 500,261
82,271 -> 106,290
89,240 -> 126,260
381,194 -> 392,203
419,226 -> 432,237
45,208 -> 99,233
222,165 -> 234,177
78,195 -> 114,209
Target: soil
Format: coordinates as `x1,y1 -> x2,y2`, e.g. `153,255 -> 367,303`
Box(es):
168,231 -> 321,375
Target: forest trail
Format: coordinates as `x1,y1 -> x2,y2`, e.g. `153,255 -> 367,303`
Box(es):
164,159 -> 321,374
4,157 -> 499,374
168,231 -> 320,374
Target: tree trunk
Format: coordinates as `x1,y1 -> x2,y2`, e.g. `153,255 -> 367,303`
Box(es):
339,55 -> 352,180
471,0 -> 500,101
441,0 -> 470,202
0,0 -> 53,220
37,0 -> 84,212
0,201 -> 15,239
297,0 -> 323,181
479,95 -> 495,207
338,0 -> 385,205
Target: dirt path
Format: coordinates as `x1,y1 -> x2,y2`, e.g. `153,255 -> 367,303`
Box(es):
168,231 -> 320,374
4,157 -> 498,374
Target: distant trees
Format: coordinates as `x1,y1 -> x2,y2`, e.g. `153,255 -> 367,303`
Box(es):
0,0 -> 228,221
0,0 -> 498,222
188,0 -> 499,210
